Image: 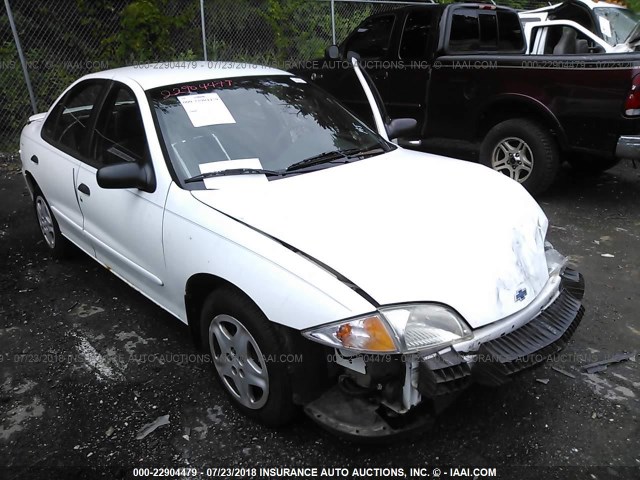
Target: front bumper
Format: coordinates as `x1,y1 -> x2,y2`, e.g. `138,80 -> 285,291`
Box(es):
305,268 -> 585,439
420,268 -> 584,394
615,135 -> 640,159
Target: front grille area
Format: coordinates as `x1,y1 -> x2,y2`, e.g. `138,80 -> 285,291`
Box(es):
418,270 -> 585,392
473,284 -> 584,386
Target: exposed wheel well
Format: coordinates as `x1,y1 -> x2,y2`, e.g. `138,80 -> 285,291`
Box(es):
476,101 -> 567,151
184,273 -> 240,348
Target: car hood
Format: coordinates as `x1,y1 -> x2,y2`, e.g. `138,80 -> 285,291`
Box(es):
191,148 -> 550,329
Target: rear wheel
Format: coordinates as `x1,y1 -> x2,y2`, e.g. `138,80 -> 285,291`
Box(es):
200,287 -> 297,426
34,192 -> 69,258
480,118 -> 559,195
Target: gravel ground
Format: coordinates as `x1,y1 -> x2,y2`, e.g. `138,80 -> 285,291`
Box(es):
0,158 -> 639,480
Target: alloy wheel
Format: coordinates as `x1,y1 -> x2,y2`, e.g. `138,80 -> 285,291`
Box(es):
491,137 -> 534,183
35,196 -> 56,249
208,314 -> 269,409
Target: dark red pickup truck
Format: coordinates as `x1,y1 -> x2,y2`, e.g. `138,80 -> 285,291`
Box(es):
294,3 -> 640,194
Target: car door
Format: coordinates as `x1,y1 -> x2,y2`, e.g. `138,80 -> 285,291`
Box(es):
339,14 -> 398,126
37,80 -> 108,253
75,82 -> 167,297
387,9 -> 436,129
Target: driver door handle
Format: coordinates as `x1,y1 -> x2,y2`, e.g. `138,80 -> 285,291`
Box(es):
78,183 -> 90,196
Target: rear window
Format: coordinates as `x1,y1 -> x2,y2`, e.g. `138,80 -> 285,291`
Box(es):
449,9 -> 524,52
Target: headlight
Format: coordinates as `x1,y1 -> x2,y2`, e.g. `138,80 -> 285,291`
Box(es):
381,304 -> 471,353
303,304 -> 472,354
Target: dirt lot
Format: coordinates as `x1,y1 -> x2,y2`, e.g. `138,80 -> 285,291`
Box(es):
0,157 -> 639,480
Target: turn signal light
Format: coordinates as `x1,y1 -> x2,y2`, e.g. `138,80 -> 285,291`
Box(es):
336,316 -> 396,352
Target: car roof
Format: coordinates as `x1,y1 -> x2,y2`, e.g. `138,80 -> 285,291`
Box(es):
81,62 -> 291,90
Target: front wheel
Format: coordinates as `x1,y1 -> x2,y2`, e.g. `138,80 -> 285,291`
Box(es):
200,287 -> 297,426
480,118 -> 560,195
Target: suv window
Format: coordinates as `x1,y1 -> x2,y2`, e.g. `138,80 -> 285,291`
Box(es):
92,84 -> 146,167
345,15 -> 395,58
399,11 -> 433,59
42,81 -> 105,157
449,9 -> 524,52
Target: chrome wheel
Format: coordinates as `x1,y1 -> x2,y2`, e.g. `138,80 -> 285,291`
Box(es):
491,137 -> 533,183
209,314 -> 269,409
35,196 -> 56,249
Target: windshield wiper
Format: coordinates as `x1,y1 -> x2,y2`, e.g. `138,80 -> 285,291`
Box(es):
286,146 -> 385,172
184,168 -> 284,184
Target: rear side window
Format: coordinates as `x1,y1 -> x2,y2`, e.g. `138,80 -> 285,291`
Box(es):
450,9 -> 481,51
345,15 -> 395,58
479,12 -> 498,49
399,11 -> 434,59
43,81 -> 105,157
498,11 -> 525,50
449,9 -> 524,52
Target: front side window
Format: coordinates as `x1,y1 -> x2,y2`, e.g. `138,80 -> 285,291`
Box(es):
92,85 -> 147,167
148,76 -> 391,189
345,15 -> 396,58
43,81 -> 105,157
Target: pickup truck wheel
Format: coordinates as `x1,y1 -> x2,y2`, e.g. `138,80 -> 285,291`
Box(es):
481,119 -> 559,195
200,287 -> 296,427
34,192 -> 69,258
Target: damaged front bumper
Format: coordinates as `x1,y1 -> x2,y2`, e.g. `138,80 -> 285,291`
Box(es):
304,267 -> 585,439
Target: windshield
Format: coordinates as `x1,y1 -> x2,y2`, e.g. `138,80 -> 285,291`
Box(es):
148,75 -> 391,188
594,7 -> 640,45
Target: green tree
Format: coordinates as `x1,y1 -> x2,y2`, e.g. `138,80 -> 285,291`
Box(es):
103,0 -> 198,63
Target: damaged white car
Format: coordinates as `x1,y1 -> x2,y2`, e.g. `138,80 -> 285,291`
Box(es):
20,61 -> 584,438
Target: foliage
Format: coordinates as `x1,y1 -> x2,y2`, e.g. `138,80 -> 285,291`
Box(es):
258,0 -> 374,62
103,0 -> 199,63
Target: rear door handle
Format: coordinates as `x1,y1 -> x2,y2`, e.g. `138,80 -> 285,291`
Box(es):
78,183 -> 90,196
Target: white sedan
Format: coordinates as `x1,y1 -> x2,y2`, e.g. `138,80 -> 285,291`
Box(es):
20,61 -> 584,438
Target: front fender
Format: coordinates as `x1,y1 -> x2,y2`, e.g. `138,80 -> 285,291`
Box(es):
162,183 -> 376,331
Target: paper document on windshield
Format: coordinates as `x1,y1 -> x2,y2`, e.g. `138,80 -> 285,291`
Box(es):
199,158 -> 267,189
178,92 -> 236,127
599,16 -> 612,38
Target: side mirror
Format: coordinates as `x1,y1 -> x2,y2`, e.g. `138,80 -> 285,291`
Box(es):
325,45 -> 340,60
97,160 -> 156,193
386,118 -> 417,140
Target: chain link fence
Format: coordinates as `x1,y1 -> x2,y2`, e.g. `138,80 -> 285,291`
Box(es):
1,0 -> 548,153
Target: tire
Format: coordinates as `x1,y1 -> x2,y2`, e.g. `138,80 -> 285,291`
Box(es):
480,118 -> 560,196
567,154 -> 620,175
33,192 -> 69,258
200,287 -> 297,426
